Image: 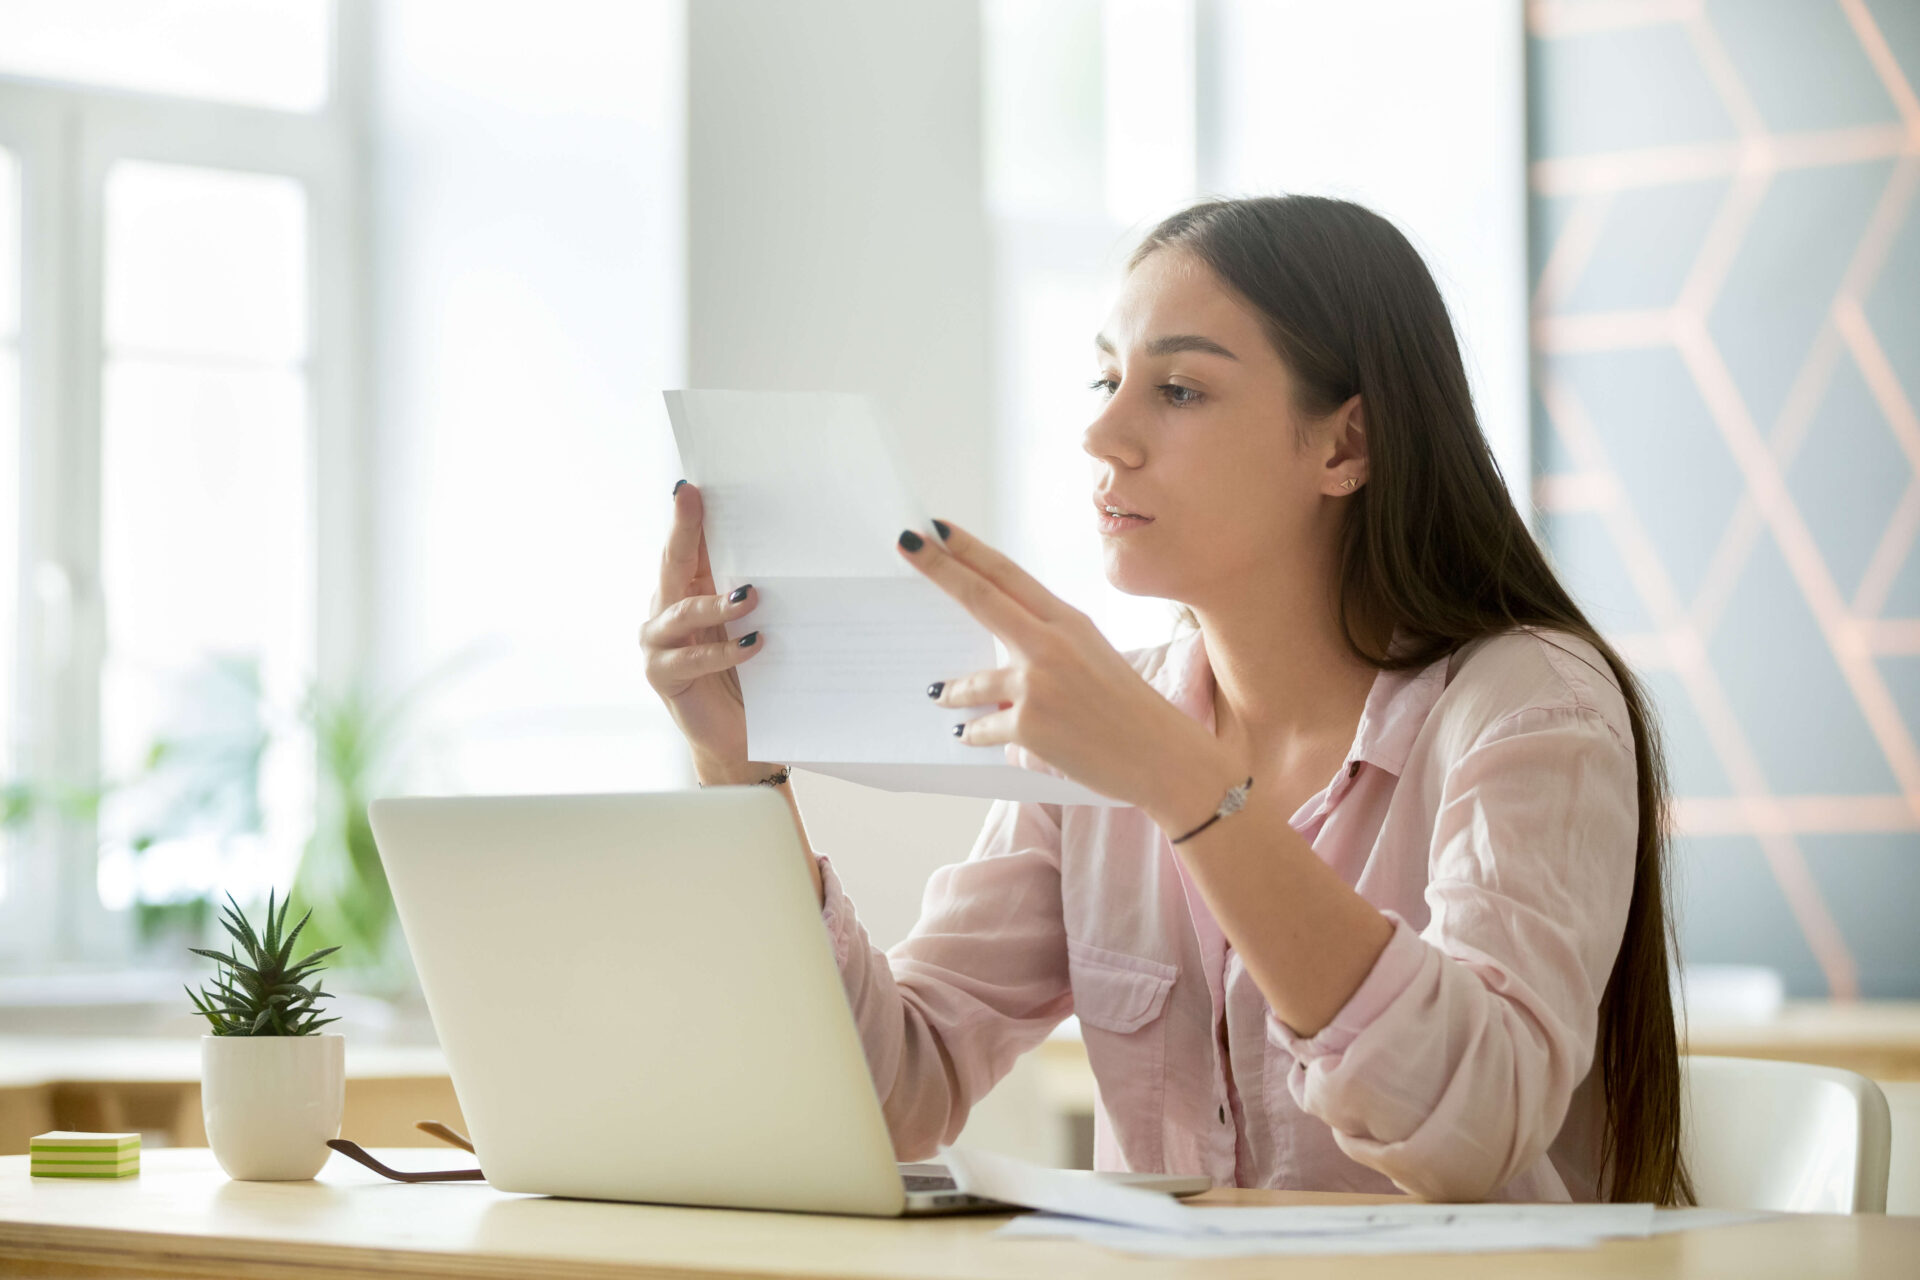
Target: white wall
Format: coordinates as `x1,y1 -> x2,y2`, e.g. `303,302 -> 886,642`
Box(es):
1208,0 -> 1532,512
368,0 -> 1003,949
368,0 -> 689,794
685,0 -> 1000,948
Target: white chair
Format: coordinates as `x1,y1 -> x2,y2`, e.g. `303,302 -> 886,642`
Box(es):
1681,1055 -> 1892,1213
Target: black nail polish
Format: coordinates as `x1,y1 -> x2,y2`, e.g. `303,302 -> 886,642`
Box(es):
927,681 -> 944,699
673,478 -> 687,495
932,519 -> 950,541
729,584 -> 751,603
951,723 -> 964,737
898,529 -> 924,552
736,631 -> 758,647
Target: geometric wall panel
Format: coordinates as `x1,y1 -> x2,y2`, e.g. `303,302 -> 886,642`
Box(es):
1641,667 -> 1734,797
1867,187 -> 1920,435
1707,0 -> 1900,131
1674,834 -> 1827,995
1558,178 -> 1729,313
1529,19 -> 1736,157
1529,0 -> 1920,997
1709,160 -> 1893,430
1712,0 -> 1904,130
1801,831 -> 1920,997
1889,546 -> 1920,617
1709,530 -> 1899,795
1551,346 -> 1748,603
1787,351 -> 1913,600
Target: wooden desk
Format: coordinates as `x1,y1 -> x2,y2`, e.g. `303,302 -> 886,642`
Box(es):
0,1149 -> 1915,1280
1682,1002 -> 1920,1082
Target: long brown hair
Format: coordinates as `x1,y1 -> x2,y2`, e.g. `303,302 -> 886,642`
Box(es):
1134,196 -> 1693,1206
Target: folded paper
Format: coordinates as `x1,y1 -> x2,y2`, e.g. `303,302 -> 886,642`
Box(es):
664,389 -> 1125,806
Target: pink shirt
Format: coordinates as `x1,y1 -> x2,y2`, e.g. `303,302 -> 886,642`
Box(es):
817,624 -> 1638,1202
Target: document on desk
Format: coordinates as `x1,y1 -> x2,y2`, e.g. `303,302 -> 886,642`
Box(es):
664,390 -> 1125,806
940,1146 -> 1742,1258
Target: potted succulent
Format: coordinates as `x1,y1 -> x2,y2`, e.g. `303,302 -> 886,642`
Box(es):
186,890 -> 344,1180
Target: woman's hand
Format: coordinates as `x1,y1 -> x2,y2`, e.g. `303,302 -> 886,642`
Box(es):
898,520 -> 1220,812
641,482 -> 771,777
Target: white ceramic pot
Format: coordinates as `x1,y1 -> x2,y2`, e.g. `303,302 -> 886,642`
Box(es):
201,1033 -> 345,1180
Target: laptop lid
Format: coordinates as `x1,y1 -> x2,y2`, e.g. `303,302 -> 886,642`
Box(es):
368,788 -> 909,1215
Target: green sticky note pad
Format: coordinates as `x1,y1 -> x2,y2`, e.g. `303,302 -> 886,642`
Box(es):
31,1132 -> 141,1178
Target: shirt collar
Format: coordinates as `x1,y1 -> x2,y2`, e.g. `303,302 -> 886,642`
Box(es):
1153,624 -> 1450,780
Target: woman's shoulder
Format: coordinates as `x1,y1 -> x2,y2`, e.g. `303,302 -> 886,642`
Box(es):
1439,625 -> 1635,755
1120,633 -> 1190,690
1121,635 -> 1180,672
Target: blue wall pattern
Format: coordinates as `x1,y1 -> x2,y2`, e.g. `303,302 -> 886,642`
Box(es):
1528,0 -> 1920,996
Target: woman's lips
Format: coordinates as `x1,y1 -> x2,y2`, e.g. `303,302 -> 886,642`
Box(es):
1094,495 -> 1155,534
1092,494 -> 1153,519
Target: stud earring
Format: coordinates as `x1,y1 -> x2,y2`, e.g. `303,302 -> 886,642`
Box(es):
1341,478 -> 1359,490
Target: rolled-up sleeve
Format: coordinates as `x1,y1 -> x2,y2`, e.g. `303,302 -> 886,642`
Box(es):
817,797 -> 1074,1160
1265,704 -> 1638,1201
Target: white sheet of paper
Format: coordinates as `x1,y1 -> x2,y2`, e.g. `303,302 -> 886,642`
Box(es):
947,1146 -> 1665,1257
995,1215 -> 1639,1257
994,1205 -> 1773,1258
943,1147 -> 1197,1233
664,390 -> 1125,807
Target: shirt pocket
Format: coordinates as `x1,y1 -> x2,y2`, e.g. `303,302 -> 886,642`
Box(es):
1067,938 -> 1177,1169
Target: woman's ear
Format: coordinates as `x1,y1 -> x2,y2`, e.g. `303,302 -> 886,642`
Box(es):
1323,393 -> 1369,493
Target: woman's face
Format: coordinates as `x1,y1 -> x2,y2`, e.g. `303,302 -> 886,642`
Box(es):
1083,248 -> 1359,607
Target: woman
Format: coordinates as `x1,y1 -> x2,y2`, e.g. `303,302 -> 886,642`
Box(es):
640,195 -> 1693,1205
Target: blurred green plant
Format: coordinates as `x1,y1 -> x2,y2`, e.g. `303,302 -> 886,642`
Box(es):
284,671 -> 455,991
2,651 -> 473,985
1,780 -> 102,829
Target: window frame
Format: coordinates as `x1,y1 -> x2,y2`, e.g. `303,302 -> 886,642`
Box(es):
0,0 -> 369,967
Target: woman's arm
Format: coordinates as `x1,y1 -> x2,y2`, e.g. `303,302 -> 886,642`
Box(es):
816,798 -> 1075,1160
692,749 -> 823,904
1143,740 -> 1394,1038
1147,706 -> 1637,1201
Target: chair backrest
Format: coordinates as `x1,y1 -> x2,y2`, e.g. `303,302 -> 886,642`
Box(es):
1681,1055 -> 1892,1213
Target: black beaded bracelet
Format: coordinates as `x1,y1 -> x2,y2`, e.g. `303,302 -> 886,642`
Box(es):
1169,776 -> 1253,844
697,765 -> 791,788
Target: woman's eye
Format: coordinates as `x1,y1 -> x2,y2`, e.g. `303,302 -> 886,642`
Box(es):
1087,377 -> 1118,398
1160,384 -> 1201,406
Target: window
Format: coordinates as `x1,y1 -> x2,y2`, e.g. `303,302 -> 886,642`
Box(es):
0,0 -> 331,112
0,2 -> 363,966
0,147 -> 18,903
94,162 -> 315,923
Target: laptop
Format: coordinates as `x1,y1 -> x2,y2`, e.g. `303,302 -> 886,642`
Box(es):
367,787 -> 1212,1216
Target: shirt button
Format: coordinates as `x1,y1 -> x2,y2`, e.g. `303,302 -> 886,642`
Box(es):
1218,1104 -> 1227,1124
1348,760 -> 1361,778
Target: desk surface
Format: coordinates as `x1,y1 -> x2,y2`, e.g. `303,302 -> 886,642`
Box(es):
1,1150 -> 1915,1280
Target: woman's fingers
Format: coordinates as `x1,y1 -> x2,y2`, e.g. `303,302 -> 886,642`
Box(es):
640,584 -> 756,651
657,481 -> 708,610
927,519 -> 1082,628
644,631 -> 764,692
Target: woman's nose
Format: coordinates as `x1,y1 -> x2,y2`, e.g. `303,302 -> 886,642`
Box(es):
1081,394 -> 1143,466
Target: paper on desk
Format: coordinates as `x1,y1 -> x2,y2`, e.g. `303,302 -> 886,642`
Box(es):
995,1214 -> 1645,1258
996,1205 -> 1775,1258
664,390 -> 1123,807
943,1146 -> 1197,1232
945,1146 -> 1662,1257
